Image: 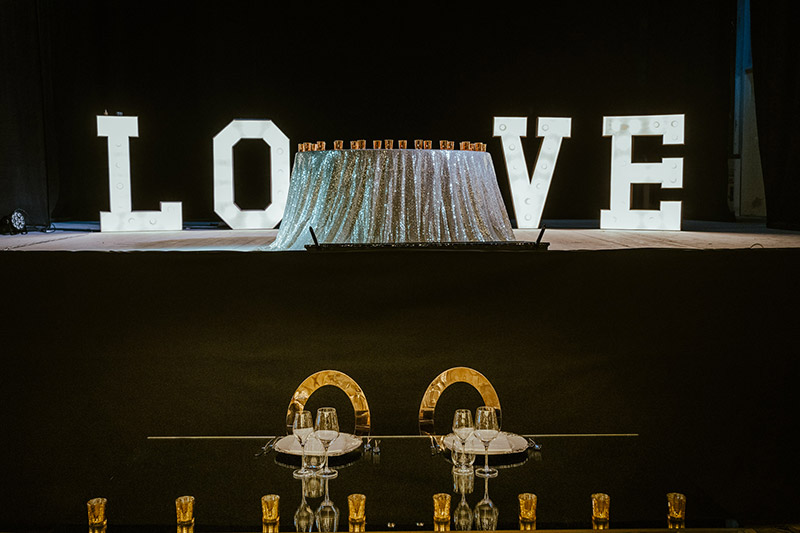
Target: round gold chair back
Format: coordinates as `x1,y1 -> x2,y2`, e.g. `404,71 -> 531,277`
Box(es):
418,366 -> 501,435
286,370 -> 371,436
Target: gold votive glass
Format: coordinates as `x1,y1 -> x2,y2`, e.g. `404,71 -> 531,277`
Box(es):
348,494 -> 366,532
433,493 -> 451,531
350,140 -> 358,149
440,140 -> 448,150
470,142 -> 479,151
262,494 -> 280,533
333,140 -> 344,150
87,498 -> 108,527
358,139 -> 366,149
460,141 -> 471,150
519,493 -> 537,530
298,143 -> 305,152
384,139 -> 394,149
176,496 -> 195,526
373,140 -> 382,149
414,139 -> 423,149
591,493 -> 610,530
398,140 -> 407,149
667,493 -> 686,528
424,140 -> 432,149
316,141 -> 326,151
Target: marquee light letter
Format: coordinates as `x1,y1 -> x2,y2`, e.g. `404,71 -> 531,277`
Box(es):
97,115 -> 182,232
493,116 -> 571,228
600,114 -> 684,230
213,119 -> 289,229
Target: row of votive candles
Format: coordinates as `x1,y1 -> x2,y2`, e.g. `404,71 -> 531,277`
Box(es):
86,492 -> 687,532
298,140 -> 488,152
433,492 -> 687,531
87,494 -> 363,533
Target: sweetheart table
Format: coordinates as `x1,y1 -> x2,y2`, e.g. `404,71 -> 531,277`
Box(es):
268,149 -> 514,250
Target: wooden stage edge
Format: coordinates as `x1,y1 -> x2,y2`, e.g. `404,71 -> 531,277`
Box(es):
2,220 -> 800,253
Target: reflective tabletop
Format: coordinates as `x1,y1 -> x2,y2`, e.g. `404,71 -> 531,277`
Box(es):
104,433 -> 728,531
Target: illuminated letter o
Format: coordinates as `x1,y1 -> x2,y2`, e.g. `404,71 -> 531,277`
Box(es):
213,119 -> 290,229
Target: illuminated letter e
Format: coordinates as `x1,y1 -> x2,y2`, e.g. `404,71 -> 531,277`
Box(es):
601,114 -> 684,230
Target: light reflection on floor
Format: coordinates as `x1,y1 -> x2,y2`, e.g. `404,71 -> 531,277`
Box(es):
2,221 -> 799,252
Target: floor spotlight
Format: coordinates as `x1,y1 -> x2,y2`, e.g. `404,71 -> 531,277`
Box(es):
1,209 -> 28,235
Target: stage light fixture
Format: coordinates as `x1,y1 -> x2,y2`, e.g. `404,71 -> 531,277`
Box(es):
1,208 -> 28,235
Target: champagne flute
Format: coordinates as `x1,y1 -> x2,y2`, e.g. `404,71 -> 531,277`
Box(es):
292,410 -> 314,479
315,407 -> 339,479
453,409 -> 474,474
474,406 -> 499,478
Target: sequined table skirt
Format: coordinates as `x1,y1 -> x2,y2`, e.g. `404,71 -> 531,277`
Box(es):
268,149 -> 515,250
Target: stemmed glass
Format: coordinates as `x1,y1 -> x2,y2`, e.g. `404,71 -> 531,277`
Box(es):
474,406 -> 499,478
454,490 -> 474,530
315,407 -> 339,479
452,469 -> 474,530
315,478 -> 340,532
474,476 -> 499,530
452,409 -> 475,474
293,477 -> 314,532
292,410 -> 314,479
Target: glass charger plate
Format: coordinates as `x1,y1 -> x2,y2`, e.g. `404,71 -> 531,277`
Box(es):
273,433 -> 362,456
443,431 -> 529,455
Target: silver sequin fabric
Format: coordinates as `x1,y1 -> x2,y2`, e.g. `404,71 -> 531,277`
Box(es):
267,149 -> 514,250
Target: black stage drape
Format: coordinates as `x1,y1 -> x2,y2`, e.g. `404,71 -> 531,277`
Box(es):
750,0 -> 800,229
0,0 -> 54,227
1,0 -> 737,225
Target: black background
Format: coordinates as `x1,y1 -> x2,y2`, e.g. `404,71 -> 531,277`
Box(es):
2,0 -> 736,225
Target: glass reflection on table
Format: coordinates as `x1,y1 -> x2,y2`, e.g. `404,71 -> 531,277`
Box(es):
269,433 -> 542,532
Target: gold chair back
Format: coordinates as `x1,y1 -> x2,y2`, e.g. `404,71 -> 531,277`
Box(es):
418,366 -> 501,435
286,370 -> 371,436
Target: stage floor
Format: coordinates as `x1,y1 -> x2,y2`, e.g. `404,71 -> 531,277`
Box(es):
3,220 -> 799,252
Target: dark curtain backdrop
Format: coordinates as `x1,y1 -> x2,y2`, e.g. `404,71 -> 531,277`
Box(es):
4,1 -> 736,226
0,0 -> 53,226
750,0 -> 800,230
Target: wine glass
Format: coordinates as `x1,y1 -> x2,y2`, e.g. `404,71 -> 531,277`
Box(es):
474,406 -> 499,478
454,491 -> 474,530
315,478 -> 340,532
315,407 -> 339,479
452,409 -> 474,474
452,468 -> 474,530
474,476 -> 499,530
292,410 -> 314,479
293,477 -> 314,532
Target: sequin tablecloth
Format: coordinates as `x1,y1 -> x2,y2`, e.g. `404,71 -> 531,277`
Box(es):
268,149 -> 514,250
